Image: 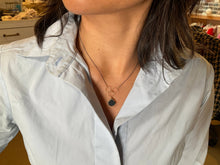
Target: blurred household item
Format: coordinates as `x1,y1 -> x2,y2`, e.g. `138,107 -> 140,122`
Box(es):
25,0 -> 34,2
3,0 -> 22,15
0,8 -> 4,20
217,25 -> 220,36
13,8 -> 38,20
191,1 -> 220,16
207,28 -> 215,36
22,0 -> 46,15
0,0 -> 46,20
1,15 -> 13,21
206,8 -> 212,16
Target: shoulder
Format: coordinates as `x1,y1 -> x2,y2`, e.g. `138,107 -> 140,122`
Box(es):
0,36 -> 50,75
159,50 -> 214,87
164,51 -> 214,95
0,35 -> 52,82
0,37 -> 48,82
0,36 -> 40,57
182,52 -> 214,94
189,52 -> 214,80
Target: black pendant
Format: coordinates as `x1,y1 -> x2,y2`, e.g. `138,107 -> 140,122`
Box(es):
108,99 -> 116,106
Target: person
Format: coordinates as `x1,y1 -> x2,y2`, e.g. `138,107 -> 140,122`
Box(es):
0,0 -> 214,164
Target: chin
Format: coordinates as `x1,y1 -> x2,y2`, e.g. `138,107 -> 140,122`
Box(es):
63,0 -> 99,15
62,0 -> 124,15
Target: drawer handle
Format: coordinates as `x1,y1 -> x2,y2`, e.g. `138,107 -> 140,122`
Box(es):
3,33 -> 20,37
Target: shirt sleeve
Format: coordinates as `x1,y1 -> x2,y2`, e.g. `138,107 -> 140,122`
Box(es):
178,84 -> 214,165
0,53 -> 19,153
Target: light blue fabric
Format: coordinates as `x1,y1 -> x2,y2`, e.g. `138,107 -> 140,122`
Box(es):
0,13 -> 214,165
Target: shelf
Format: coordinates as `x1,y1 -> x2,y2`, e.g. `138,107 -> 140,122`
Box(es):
190,14 -> 220,25
191,14 -> 220,21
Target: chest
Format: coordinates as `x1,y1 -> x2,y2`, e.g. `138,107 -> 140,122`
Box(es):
90,67 -> 140,129
5,62 -> 205,165
8,79 -> 200,165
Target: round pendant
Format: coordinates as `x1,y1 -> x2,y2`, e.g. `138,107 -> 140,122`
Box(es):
108,99 -> 116,106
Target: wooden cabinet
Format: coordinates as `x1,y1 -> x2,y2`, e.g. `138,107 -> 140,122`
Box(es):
0,19 -> 37,45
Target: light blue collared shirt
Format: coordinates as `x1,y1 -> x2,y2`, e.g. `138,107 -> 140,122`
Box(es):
0,13 -> 214,165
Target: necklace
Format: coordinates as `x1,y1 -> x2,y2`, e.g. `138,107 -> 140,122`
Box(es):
79,34 -> 138,107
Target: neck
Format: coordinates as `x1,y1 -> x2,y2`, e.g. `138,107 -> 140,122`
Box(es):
77,0 -> 152,76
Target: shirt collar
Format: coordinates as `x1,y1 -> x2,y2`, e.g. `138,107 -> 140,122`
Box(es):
16,12 -> 89,77
17,12 -> 182,84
